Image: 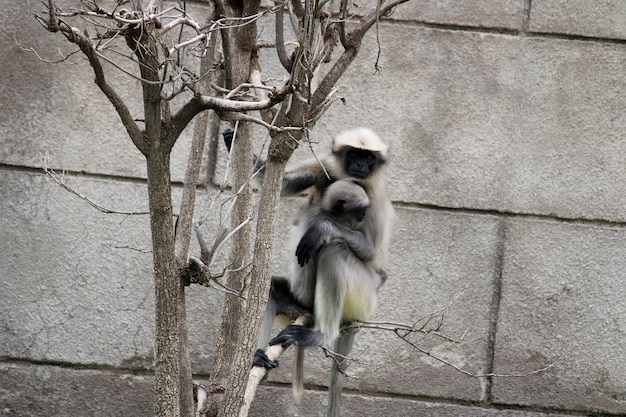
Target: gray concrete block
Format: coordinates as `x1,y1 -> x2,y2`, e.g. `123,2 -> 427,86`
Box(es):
392,0 -> 526,30
529,0 -> 626,40
0,363 -> 573,417
0,362 -> 153,417
252,385 -> 574,417
492,218 -> 626,414
0,170 -> 153,366
313,26 -> 626,222
1,3 -> 145,179
0,170 -> 224,368
266,206 -> 500,402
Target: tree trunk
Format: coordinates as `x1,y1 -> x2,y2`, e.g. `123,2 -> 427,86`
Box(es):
205,3 -> 260,416
219,158 -> 286,417
135,19 -> 184,415
205,121 -> 255,416
147,150 -> 181,417
174,7 -> 219,413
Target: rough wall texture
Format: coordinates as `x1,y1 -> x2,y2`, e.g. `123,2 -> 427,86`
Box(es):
1,1 -> 625,416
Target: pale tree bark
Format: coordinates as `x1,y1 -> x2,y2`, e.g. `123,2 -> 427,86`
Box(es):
174,5 -> 221,415
219,141 -> 293,417
204,2 -> 260,415
204,120 -> 255,416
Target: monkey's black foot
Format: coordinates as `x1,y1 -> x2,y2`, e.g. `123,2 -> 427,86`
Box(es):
269,324 -> 315,348
253,349 -> 278,369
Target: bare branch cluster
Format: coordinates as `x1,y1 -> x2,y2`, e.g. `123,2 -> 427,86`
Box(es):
356,283 -> 562,379
30,0 -> 410,144
34,1 -> 280,97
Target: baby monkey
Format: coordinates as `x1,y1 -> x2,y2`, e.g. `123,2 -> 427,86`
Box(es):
267,179 -> 386,407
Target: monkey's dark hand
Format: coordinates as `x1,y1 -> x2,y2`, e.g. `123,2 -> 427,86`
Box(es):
222,128 -> 234,152
269,324 -> 315,348
296,230 -> 320,266
252,348 -> 278,369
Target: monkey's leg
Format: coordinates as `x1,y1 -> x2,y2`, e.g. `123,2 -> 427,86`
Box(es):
268,323 -> 320,348
253,289 -> 280,369
328,325 -> 359,417
270,244 -> 348,348
254,277 -> 310,369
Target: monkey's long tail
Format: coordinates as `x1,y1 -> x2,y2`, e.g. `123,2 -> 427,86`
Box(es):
328,327 -> 359,417
293,346 -> 305,404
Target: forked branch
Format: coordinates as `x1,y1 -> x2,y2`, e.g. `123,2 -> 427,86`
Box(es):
36,14 -> 146,153
310,0 -> 410,114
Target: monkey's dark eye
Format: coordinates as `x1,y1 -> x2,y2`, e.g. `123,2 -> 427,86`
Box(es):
332,200 -> 347,215
355,208 -> 367,222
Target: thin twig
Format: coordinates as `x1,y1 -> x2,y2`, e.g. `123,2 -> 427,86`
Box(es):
107,243 -> 152,254
43,165 -> 149,216
212,217 -> 252,263
227,112 -> 304,133
397,332 -> 565,379
15,31 -> 82,63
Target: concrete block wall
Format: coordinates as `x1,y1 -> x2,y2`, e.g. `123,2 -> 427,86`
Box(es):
1,1 -> 624,416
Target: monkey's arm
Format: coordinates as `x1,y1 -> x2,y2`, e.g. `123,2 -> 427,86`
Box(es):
223,128 -> 330,195
296,218 -> 375,266
282,158 -> 333,196
295,220 -> 326,266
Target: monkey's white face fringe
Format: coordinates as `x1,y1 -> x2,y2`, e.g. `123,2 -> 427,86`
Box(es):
333,127 -> 389,156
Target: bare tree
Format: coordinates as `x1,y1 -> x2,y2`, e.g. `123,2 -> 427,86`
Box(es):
32,0 -> 410,416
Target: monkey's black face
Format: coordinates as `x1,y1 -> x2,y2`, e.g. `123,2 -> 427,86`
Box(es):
331,199 -> 368,223
339,146 -> 382,179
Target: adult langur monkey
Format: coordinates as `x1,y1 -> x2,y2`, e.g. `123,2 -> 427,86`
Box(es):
284,126 -> 393,274
241,127 -> 393,416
